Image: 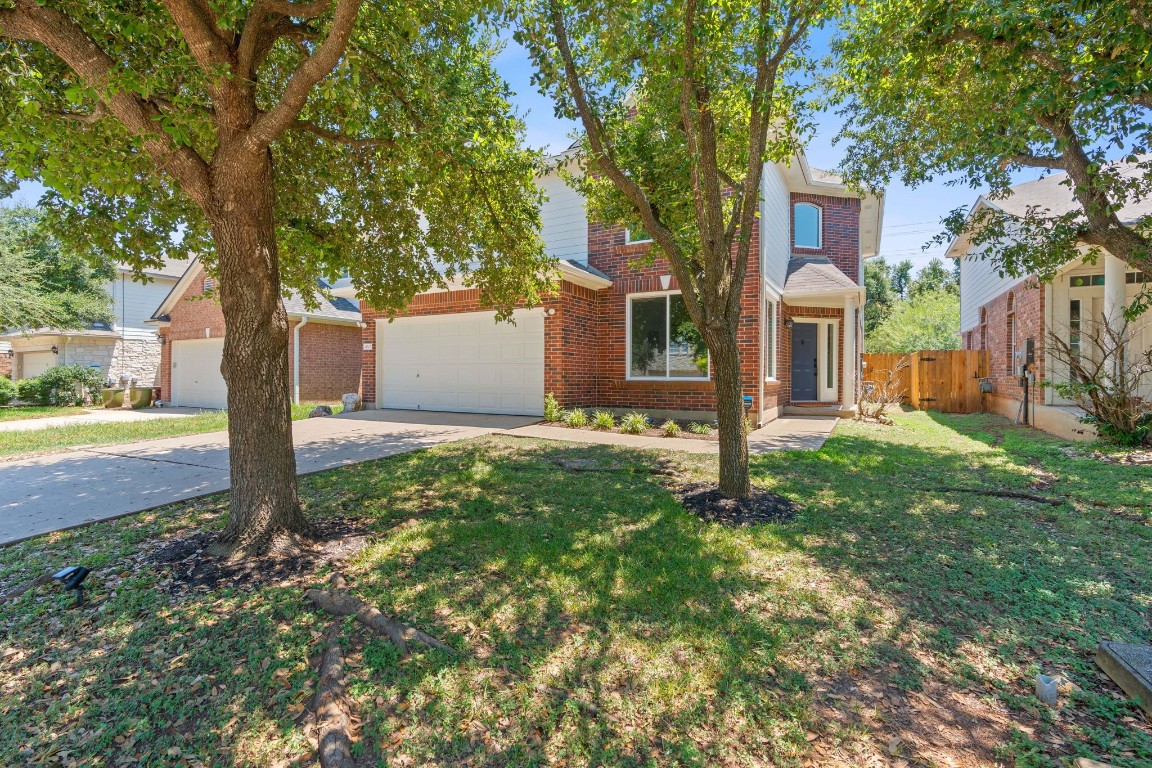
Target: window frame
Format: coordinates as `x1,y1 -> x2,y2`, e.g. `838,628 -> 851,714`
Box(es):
794,202 -> 823,249
625,291 -> 710,381
764,297 -> 778,381
624,228 -> 653,245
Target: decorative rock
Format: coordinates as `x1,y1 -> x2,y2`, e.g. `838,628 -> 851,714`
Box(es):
341,393 -> 363,413
1035,674 -> 1059,706
309,405 -> 334,418
1074,759 -> 1119,768
1097,641 -> 1152,716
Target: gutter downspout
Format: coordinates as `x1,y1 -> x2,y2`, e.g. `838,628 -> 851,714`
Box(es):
293,316 -> 308,404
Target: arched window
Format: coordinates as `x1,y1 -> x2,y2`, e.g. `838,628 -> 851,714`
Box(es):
979,307 -> 987,350
794,203 -> 822,249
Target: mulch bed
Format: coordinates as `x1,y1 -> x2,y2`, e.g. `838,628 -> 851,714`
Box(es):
548,419 -> 720,441
148,517 -> 372,594
672,482 -> 798,526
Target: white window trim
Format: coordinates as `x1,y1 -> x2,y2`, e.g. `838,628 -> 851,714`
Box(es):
764,296 -> 779,382
815,318 -> 838,402
794,202 -> 823,249
626,291 -> 710,381
625,228 -> 653,245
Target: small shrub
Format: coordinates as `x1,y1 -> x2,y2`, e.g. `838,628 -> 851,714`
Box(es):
688,421 -> 713,435
563,408 -> 588,428
16,377 -> 48,405
660,419 -> 682,437
0,376 -> 15,406
543,392 -> 563,423
39,365 -> 104,406
591,410 -> 616,430
620,412 -> 650,434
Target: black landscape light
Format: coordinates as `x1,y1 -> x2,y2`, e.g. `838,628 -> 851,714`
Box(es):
53,566 -> 91,607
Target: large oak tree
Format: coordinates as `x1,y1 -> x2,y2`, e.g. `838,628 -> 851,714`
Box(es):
0,0 -> 550,554
831,0 -> 1152,314
517,0 -> 829,498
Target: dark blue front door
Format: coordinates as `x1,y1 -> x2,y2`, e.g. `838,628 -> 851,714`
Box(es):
791,323 -> 818,401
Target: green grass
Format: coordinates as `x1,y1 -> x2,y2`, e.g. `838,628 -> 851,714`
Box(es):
0,411 -> 1149,767
0,405 -> 87,422
0,401 -> 341,459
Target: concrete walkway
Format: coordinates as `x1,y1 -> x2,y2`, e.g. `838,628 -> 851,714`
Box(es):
0,406 -> 203,433
0,410 -> 534,546
505,415 -> 837,454
0,410 -> 837,546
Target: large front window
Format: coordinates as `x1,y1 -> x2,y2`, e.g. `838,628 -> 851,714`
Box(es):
628,293 -> 709,379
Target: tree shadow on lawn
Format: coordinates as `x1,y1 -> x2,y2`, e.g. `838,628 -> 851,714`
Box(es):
747,411 -> 1152,767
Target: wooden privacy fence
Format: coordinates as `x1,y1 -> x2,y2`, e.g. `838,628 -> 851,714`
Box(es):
862,350 -> 990,414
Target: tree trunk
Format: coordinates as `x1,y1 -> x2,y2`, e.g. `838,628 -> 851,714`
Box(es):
707,325 -> 751,498
208,148 -> 313,555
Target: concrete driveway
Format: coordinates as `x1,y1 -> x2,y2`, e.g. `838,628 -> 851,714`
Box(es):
0,410 -> 535,546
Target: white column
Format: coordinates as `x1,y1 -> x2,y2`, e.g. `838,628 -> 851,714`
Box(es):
842,296 -> 858,408
1103,252 -> 1127,331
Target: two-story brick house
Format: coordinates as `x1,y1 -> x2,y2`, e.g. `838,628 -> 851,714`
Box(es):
335,148 -> 883,424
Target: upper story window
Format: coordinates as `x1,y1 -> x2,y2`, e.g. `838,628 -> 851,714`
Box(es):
625,228 -> 653,245
794,203 -> 822,249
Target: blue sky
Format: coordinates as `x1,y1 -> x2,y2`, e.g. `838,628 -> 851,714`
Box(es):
6,29 -> 1050,274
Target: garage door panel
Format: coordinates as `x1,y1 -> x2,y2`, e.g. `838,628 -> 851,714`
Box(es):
171,339 -> 227,409
379,310 -> 545,416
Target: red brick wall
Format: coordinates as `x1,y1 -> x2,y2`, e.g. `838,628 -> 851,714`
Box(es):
586,219 -> 763,415
157,265 -> 361,403
790,193 -> 862,284
0,355 -> 11,379
966,282 -> 1045,396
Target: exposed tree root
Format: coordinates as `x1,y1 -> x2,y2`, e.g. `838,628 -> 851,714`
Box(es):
0,573 -> 53,603
305,581 -> 457,656
935,487 -> 1064,506
314,622 -> 355,768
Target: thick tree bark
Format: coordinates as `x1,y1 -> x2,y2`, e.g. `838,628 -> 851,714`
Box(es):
705,325 -> 751,499
208,145 -> 312,554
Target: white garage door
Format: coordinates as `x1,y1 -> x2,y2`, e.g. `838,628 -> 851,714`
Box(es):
378,310 -> 545,416
21,351 -> 57,380
171,338 -> 227,409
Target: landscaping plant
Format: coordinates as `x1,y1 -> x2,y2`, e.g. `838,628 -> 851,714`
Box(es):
620,412 -> 651,434
543,393 -> 563,423
856,356 -> 910,425
37,365 -> 104,406
0,376 -> 14,406
660,419 -> 682,437
15,377 -> 46,406
591,410 -> 616,430
689,421 -> 713,435
563,408 -> 589,428
1045,322 -> 1152,446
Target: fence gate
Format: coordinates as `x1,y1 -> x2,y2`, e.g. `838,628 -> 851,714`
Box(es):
862,350 -> 989,414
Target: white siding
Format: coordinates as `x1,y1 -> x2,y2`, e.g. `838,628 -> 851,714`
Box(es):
537,171 -> 588,261
958,240 -> 1028,333
760,162 -> 790,294
109,274 -> 178,340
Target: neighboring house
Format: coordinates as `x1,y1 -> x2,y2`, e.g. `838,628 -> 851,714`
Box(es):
333,148 -> 883,422
0,259 -> 192,385
949,165 -> 1152,439
148,258 -> 362,408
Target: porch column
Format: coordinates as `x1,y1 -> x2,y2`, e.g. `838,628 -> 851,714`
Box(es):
1103,252 -> 1127,377
842,296 -> 858,408
1103,252 -> 1127,331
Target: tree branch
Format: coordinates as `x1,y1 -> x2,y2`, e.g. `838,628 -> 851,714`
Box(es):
0,0 -> 211,209
289,118 -> 394,148
1008,151 -> 1066,170
160,0 -> 232,71
237,0 -> 331,80
246,0 -> 362,150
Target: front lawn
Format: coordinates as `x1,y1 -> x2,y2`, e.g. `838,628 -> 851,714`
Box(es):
0,405 -> 87,422
0,401 -> 342,460
0,411 -> 1148,767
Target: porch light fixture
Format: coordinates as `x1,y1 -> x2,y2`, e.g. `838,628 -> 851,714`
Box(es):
784,317 -> 794,329
50,345 -> 59,355
5,349 -> 12,358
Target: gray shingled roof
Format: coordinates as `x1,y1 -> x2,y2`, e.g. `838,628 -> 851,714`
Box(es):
117,256 -> 196,279
282,289 -> 361,322
784,255 -> 859,295
990,159 -> 1152,225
